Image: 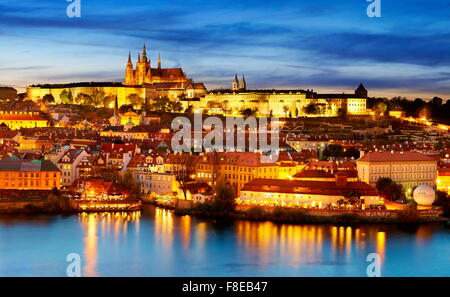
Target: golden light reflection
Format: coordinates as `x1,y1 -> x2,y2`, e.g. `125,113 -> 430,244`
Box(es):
235,221 -> 391,268
180,215 -> 192,251
154,208 -> 174,248
83,213 -> 98,277
376,232 -> 386,262
79,211 -> 141,277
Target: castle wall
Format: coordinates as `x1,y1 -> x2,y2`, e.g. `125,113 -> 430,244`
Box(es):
189,92 -> 355,118
27,86 -> 146,107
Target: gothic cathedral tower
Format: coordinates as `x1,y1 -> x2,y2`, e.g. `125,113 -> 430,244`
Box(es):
136,44 -> 151,85
232,74 -> 240,91
125,52 -> 135,85
125,45 -> 152,86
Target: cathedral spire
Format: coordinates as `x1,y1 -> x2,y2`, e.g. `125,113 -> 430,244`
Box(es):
127,51 -> 132,66
142,44 -> 147,62
158,52 -> 161,69
232,74 -> 240,91
241,74 -> 246,90
114,95 -> 119,115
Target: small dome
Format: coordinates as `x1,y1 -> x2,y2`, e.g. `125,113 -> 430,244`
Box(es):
413,185 -> 435,206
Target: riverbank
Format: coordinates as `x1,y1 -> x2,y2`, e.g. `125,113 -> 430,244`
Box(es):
170,203 -> 447,225
0,197 -> 141,214
0,201 -> 76,214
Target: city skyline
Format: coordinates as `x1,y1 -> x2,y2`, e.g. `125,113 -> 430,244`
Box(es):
0,0 -> 449,99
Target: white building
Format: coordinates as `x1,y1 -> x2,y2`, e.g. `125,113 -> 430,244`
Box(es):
133,171 -> 177,195
356,151 -> 438,191
56,148 -> 89,187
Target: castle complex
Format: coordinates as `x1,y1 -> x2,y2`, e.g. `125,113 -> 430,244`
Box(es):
27,45 -> 207,107
182,80 -> 368,117
26,44 -> 368,117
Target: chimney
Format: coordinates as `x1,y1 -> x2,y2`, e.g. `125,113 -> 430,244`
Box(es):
336,175 -> 348,187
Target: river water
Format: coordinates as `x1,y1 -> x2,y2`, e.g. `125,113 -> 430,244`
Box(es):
0,205 -> 449,276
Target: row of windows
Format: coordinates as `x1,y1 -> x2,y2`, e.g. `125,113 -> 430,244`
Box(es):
1,180 -> 56,187
0,172 -> 58,178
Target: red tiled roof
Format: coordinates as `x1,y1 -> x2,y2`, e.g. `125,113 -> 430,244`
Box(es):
358,151 -> 437,162
150,68 -> 186,79
0,114 -> 46,121
293,169 -> 335,179
196,152 -> 278,167
335,169 -> 358,178
0,130 -> 19,139
241,178 -> 378,196
127,154 -> 146,168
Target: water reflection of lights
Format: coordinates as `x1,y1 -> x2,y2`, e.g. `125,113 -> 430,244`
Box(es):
79,211 -> 141,276
154,208 -> 174,247
376,232 -> 386,262
236,222 -> 388,270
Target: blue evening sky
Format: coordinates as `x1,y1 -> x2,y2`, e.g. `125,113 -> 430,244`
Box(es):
0,0 -> 449,99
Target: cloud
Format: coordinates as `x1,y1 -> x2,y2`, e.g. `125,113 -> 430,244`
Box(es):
0,66 -> 52,71
0,0 -> 449,98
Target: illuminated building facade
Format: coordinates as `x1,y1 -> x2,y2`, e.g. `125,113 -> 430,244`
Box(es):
0,111 -> 48,130
27,45 -> 207,106
183,82 -> 367,118
195,152 -> 304,194
0,159 -> 61,190
437,167 -> 450,194
356,151 -> 438,191
238,177 -> 382,209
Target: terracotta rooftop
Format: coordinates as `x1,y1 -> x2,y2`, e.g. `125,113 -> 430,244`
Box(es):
0,159 -> 60,172
358,151 -> 437,162
241,178 -> 378,196
293,169 -> 335,179
0,114 -> 47,121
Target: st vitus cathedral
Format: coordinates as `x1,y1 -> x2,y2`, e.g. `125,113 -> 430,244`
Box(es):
124,44 -> 189,86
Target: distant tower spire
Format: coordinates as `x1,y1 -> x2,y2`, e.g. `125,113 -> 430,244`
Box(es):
114,95 -> 119,115
240,74 -> 246,90
232,74 -> 240,91
125,51 -> 135,85
109,95 -> 122,126
142,44 -> 147,62
158,52 -> 161,69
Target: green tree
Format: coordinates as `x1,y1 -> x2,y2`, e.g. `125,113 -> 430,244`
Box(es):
91,88 -> 105,107
241,108 -> 256,118
213,178 -> 236,213
171,101 -> 183,113
374,101 -> 387,117
103,95 -> 116,108
184,105 -> 194,116
149,96 -> 172,113
283,105 -> 289,117
42,94 -> 55,103
118,171 -> 141,199
127,93 -> 143,108
321,144 -> 344,160
303,103 -> 320,115
376,177 -> 406,202
60,90 -> 73,104
75,93 -> 92,105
